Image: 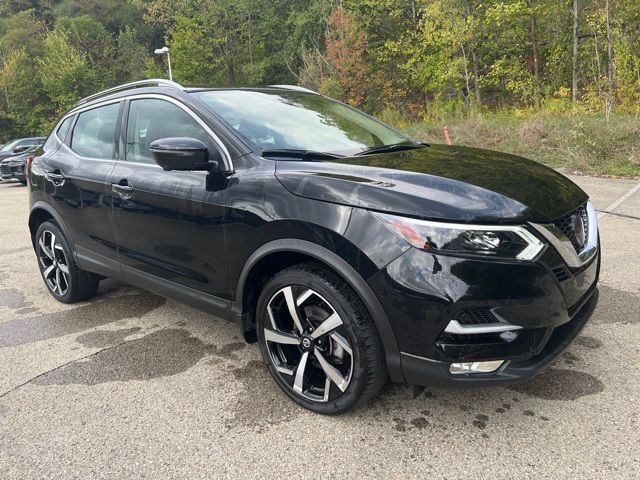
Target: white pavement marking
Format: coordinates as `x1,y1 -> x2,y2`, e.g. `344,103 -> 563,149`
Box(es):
598,181 -> 640,219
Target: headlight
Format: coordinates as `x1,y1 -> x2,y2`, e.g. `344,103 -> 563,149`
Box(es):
373,212 -> 544,260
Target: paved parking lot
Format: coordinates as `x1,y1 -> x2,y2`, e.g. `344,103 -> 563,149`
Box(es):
0,175 -> 639,479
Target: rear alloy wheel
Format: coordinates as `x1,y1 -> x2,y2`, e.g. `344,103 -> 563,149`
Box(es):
35,221 -> 101,303
38,229 -> 70,297
257,263 -> 387,414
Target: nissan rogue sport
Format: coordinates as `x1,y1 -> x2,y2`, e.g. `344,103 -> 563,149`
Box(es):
27,80 -> 599,413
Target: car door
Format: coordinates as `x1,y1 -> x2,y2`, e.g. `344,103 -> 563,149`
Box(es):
44,101 -> 122,262
109,96 -> 230,299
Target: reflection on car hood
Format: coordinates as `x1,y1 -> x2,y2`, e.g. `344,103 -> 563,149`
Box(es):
274,144 -> 588,223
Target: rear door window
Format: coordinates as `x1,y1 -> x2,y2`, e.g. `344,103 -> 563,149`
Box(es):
70,103 -> 120,159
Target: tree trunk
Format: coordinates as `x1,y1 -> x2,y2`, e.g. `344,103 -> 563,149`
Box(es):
571,0 -> 579,102
470,46 -> 482,107
0,48 -> 9,109
591,25 -> 603,99
461,43 -> 472,108
247,10 -> 254,68
605,0 -> 615,120
465,1 -> 482,107
528,1 -> 541,108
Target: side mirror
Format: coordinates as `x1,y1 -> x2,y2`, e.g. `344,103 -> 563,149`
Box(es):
14,145 -> 30,154
150,137 -> 218,171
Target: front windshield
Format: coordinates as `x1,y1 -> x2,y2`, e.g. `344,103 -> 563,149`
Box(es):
194,90 -> 411,156
0,140 -> 19,153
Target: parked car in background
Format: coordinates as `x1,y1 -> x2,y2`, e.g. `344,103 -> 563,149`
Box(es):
27,80 -> 599,414
1,145 -> 40,184
0,137 -> 45,162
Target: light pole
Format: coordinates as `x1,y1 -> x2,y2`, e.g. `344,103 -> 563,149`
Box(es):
154,46 -> 172,82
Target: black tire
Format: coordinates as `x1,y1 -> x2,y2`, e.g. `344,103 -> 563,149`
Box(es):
19,178 -> 27,185
35,221 -> 101,303
256,262 -> 387,414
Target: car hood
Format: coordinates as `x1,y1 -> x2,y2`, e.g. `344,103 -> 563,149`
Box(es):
274,144 -> 588,223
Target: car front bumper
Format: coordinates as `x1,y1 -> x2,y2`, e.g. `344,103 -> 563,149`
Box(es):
400,286 -> 598,387
367,241 -> 600,387
0,163 -> 25,181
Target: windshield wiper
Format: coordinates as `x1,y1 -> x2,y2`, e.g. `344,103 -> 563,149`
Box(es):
355,142 -> 426,156
260,148 -> 345,160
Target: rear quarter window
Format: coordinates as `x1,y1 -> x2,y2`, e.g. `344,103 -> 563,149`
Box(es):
56,116 -> 74,143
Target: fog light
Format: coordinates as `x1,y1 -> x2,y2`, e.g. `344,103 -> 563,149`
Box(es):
450,360 -> 505,375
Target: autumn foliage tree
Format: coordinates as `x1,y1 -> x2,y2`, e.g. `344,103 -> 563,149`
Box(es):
323,8 -> 369,107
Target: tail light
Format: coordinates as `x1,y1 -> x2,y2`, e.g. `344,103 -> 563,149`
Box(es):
25,156 -> 34,186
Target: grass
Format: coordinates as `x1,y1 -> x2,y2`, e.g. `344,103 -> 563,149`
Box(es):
398,114 -> 640,178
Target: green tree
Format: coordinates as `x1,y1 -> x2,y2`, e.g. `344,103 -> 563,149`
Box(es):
0,49 -> 49,135
39,28 -> 99,118
115,26 -> 151,82
0,9 -> 47,56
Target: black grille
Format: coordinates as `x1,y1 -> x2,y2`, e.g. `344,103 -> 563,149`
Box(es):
453,308 -> 499,325
552,266 -> 572,282
0,164 -> 11,176
553,203 -> 589,253
437,331 -> 502,344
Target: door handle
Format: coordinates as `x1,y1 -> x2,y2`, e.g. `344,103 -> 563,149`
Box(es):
46,171 -> 65,186
111,182 -> 134,200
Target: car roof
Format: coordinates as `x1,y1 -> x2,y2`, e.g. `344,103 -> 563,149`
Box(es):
70,79 -> 317,113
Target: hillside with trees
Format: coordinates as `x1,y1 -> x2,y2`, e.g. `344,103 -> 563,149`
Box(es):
1,1 -> 639,175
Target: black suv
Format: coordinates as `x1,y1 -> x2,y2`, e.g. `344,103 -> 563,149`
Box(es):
28,80 -> 599,413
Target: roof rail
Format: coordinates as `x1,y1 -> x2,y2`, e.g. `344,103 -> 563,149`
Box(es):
268,84 -> 318,94
75,79 -> 185,107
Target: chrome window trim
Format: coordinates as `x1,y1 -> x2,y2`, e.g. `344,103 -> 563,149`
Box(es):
529,200 -> 598,269
69,97 -> 123,116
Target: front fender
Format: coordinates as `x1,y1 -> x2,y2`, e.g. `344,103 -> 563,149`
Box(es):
232,238 -> 405,383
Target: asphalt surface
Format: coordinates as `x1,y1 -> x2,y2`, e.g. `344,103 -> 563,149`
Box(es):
0,175 -> 638,479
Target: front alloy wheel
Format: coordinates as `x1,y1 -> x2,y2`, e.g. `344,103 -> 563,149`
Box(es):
264,286 -> 354,402
257,263 -> 387,414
